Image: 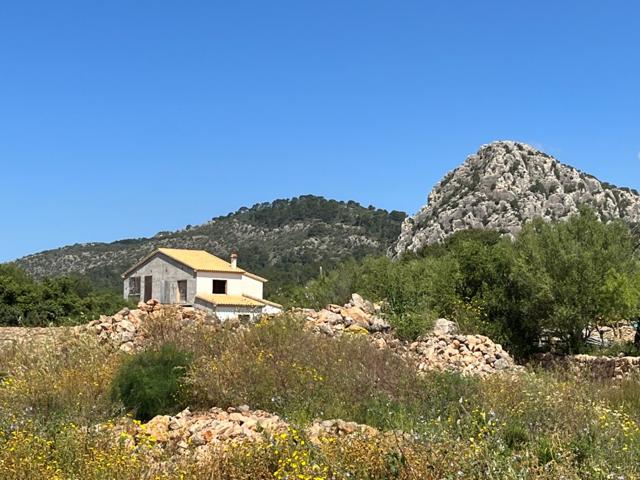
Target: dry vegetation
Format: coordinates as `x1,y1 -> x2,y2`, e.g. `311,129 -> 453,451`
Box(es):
2,313 -> 640,479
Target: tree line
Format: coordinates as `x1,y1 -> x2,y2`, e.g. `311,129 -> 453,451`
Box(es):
284,208 -> 640,358
0,265 -> 130,326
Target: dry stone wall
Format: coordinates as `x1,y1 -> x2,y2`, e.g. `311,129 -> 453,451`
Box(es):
534,353 -> 640,379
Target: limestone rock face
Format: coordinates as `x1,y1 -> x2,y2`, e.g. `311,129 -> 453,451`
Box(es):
393,141 -> 640,256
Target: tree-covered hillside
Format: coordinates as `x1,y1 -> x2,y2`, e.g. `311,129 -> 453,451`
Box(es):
13,196 -> 406,296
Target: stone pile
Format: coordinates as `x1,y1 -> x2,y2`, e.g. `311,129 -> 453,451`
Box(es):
124,406 -> 288,454
299,294 -> 519,376
301,293 -> 391,336
372,332 -> 519,377
83,299 -> 208,353
408,334 -> 518,376
0,326 -> 82,352
117,406 -> 394,460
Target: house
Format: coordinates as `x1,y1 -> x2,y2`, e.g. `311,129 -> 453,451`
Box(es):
122,248 -> 282,320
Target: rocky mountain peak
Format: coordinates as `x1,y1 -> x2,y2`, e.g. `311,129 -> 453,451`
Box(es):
393,141 -> 640,256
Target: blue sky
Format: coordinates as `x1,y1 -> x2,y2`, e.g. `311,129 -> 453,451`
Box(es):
1,1 -> 639,262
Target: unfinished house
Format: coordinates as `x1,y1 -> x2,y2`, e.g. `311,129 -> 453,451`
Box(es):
122,248 -> 282,320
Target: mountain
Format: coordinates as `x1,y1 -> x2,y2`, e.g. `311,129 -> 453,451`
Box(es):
14,196 -> 406,294
393,141 -> 640,256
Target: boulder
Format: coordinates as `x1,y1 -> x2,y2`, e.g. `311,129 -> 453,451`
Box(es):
432,318 -> 458,336
350,293 -> 375,314
340,306 -> 371,327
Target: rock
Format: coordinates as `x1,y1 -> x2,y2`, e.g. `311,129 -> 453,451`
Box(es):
318,323 -> 334,337
340,306 -> 371,327
350,293 -> 375,314
494,358 -> 510,370
433,318 -> 458,336
146,415 -> 171,442
318,309 -> 343,324
118,319 -> 136,333
369,317 -> 390,332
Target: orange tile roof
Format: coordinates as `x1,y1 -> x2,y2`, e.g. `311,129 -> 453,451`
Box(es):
158,248 -> 243,273
122,248 -> 267,282
195,293 -> 265,307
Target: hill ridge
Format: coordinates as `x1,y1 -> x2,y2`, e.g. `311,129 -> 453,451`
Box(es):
13,195 -> 406,294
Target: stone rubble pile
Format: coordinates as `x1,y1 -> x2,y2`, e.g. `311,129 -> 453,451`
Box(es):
303,418 -> 411,446
300,293 -> 391,336
83,299 -> 208,353
117,406 -> 393,459
406,333 -> 518,377
369,328 -> 520,377
301,296 -> 519,377
127,406 -> 289,454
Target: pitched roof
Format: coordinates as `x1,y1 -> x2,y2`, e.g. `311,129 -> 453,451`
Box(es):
195,293 -> 266,308
122,248 -> 267,282
158,248 -> 242,273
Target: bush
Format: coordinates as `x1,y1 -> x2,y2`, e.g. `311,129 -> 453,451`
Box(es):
0,264 -> 131,326
388,309 -> 435,341
111,344 -> 192,421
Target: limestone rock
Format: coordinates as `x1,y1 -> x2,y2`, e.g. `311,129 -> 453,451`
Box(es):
432,318 -> 458,336
301,294 -> 391,337
393,141 -> 640,256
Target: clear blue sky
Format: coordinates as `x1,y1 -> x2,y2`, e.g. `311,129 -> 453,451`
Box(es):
1,1 -> 639,262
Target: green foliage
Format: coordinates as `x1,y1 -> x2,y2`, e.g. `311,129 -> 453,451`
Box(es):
513,207 -> 640,352
0,264 -> 130,326
286,209 -> 640,357
15,196 -> 406,297
583,341 -> 640,357
111,344 -> 192,421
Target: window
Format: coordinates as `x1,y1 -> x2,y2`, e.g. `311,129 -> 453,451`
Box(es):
238,314 -> 251,322
129,277 -> 141,295
128,276 -> 142,301
177,280 -> 187,302
212,280 -> 227,294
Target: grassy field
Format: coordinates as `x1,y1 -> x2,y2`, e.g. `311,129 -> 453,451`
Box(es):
1,315 -> 640,479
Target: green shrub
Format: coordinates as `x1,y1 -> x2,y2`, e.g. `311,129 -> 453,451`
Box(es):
111,344 -> 192,421
388,310 -> 435,341
502,421 -> 528,450
0,264 -> 131,326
